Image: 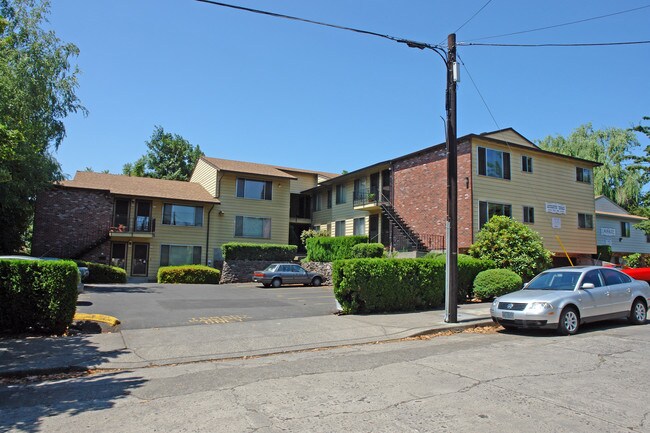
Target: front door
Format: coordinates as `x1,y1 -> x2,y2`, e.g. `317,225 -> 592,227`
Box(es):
369,214 -> 379,243
131,243 -> 149,276
110,242 -> 127,270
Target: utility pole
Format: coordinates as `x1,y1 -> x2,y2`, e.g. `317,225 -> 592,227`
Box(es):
444,33 -> 458,323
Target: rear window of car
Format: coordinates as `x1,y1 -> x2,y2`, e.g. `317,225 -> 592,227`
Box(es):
264,264 -> 278,272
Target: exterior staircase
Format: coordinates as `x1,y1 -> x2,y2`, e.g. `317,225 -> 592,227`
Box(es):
379,200 -> 429,252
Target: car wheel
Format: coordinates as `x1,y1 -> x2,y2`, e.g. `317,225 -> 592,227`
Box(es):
629,298 -> 647,325
311,277 -> 322,287
557,306 -> 579,335
271,278 -> 282,288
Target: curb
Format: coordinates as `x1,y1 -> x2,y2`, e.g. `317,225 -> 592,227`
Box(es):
73,313 -> 121,326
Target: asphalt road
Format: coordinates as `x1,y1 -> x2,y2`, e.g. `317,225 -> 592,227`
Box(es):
2,321 -> 649,432
77,282 -> 339,330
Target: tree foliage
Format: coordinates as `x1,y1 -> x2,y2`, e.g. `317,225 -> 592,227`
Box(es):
0,0 -> 85,254
468,215 -> 552,281
537,123 -> 643,210
122,126 -> 203,181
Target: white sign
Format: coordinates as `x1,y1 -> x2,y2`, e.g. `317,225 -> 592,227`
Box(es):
552,218 -> 562,229
546,203 -> 567,214
601,227 -> 616,237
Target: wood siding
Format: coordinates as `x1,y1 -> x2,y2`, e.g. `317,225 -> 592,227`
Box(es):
471,137 -> 597,255
284,171 -> 319,194
596,215 -> 650,254
190,159 -> 218,197
481,130 -> 536,148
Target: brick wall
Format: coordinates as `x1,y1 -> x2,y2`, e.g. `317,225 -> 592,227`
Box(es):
392,141 -> 474,250
32,187 -> 114,262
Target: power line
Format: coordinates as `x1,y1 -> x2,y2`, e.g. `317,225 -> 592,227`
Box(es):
194,0 -> 446,56
451,0 -> 494,35
465,4 -> 650,42
456,53 -> 499,129
461,40 -> 650,47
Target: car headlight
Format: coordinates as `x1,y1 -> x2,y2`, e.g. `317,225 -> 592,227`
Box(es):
492,298 -> 499,307
527,302 -> 554,313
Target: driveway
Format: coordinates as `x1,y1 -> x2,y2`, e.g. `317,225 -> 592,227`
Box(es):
77,282 -> 338,330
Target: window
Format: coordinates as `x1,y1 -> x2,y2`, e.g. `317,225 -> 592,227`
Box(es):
353,217 -> 365,235
621,222 -> 631,238
582,270 -> 603,287
479,201 -> 512,229
110,242 -> 127,269
134,200 -> 152,232
160,245 -> 201,267
236,178 -> 272,200
313,192 -> 322,211
478,147 -> 511,180
523,206 -> 535,224
335,220 -> 346,236
353,178 -> 366,201
235,216 -> 271,238
601,268 -> 631,285
576,167 -> 592,184
521,156 -> 533,173
327,189 -> 332,209
336,184 -> 346,204
578,213 -> 593,229
163,204 -> 203,227
113,199 -> 130,230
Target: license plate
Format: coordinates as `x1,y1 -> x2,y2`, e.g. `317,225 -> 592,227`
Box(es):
502,311 -> 514,319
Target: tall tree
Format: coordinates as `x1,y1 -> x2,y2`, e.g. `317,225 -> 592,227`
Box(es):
122,126 -> 203,181
537,123 -> 643,210
0,0 -> 85,254
628,117 -> 650,234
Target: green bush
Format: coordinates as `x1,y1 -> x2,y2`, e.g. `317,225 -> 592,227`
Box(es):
351,243 -> 385,258
333,258 -> 445,313
473,269 -> 523,300
300,228 -> 330,246
306,236 -> 368,262
422,254 -> 495,301
623,253 -> 643,268
222,243 -> 297,261
0,259 -> 78,334
468,215 -> 552,281
75,261 -> 127,283
157,265 -> 221,284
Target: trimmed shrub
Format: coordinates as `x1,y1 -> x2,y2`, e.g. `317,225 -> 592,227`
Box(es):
222,243 -> 297,261
422,254 -> 495,301
306,236 -> 368,262
473,269 -> 523,300
75,261 -> 127,283
351,243 -> 385,258
157,265 -> 221,284
333,258 -> 446,313
468,215 -> 552,281
0,259 -> 78,334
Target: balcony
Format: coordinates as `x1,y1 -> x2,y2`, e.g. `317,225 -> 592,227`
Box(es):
353,187 -> 382,210
109,218 -> 156,239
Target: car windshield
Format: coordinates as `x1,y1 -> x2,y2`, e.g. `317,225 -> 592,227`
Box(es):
263,264 -> 278,272
525,271 -> 581,291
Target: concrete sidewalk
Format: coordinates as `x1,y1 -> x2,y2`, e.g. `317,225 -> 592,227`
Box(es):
0,303 -> 493,377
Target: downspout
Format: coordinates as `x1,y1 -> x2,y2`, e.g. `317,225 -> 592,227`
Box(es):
206,204 -> 215,265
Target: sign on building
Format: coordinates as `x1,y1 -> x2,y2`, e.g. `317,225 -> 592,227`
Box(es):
546,203 -> 567,214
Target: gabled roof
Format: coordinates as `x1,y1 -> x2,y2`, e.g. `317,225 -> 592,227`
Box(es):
60,172 -> 220,204
201,156 -> 339,180
595,195 -> 646,221
479,127 -> 539,148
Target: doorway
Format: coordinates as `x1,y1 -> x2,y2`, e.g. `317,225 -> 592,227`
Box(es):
131,243 -> 149,276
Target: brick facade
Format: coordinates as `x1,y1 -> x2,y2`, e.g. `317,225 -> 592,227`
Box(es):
32,187 -> 113,262
392,141 -> 474,250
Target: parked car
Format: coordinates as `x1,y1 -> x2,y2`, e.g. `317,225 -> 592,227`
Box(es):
490,266 -> 650,335
621,267 -> 650,283
253,263 -> 323,288
0,255 -> 89,293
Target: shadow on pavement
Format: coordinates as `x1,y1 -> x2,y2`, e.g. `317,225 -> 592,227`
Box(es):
497,319 -> 637,338
83,284 -> 157,294
0,334 -> 144,432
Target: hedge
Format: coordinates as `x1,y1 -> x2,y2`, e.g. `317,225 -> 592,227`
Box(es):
333,258 -> 446,313
75,261 -> 127,284
222,243 -> 297,261
158,265 -> 221,284
305,236 -> 369,262
423,254 -> 495,301
0,259 -> 78,334
351,243 -> 385,258
473,269 -> 523,300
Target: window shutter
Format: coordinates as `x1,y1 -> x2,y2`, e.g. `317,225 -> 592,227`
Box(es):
160,245 -> 170,266
235,216 -> 243,236
195,207 -> 203,227
503,153 -> 511,180
479,201 -> 487,228
576,167 -> 582,182
193,246 -> 202,264
236,178 -> 245,197
265,181 -> 273,200
478,147 -> 486,176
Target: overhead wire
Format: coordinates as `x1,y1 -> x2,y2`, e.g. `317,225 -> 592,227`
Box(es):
460,40 -> 650,47
438,0 -> 493,46
456,53 -> 499,129
465,4 -> 650,42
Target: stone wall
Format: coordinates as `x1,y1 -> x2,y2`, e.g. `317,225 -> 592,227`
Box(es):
392,140 -> 474,250
32,186 -> 113,261
220,260 -> 332,285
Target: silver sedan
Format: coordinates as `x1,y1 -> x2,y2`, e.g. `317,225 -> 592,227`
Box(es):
490,266 -> 650,335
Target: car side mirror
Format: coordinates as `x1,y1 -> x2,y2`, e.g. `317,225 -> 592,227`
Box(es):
581,283 -> 595,290
523,282 -> 529,288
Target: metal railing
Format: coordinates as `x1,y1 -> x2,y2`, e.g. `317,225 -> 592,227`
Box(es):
353,187 -> 381,207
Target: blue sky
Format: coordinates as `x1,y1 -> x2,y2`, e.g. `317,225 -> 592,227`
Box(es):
47,0 -> 650,178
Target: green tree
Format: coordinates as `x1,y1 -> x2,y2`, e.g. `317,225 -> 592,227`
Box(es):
122,126 -> 203,180
0,0 -> 85,254
537,123 -> 643,210
628,117 -> 650,233
468,215 -> 552,281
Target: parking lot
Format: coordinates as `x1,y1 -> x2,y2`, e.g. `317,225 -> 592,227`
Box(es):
77,282 -> 338,330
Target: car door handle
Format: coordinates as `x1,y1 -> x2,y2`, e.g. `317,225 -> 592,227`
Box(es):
627,288 -> 632,293
606,292 -> 610,296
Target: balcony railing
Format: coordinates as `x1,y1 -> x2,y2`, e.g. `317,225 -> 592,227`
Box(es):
353,187 -> 382,207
